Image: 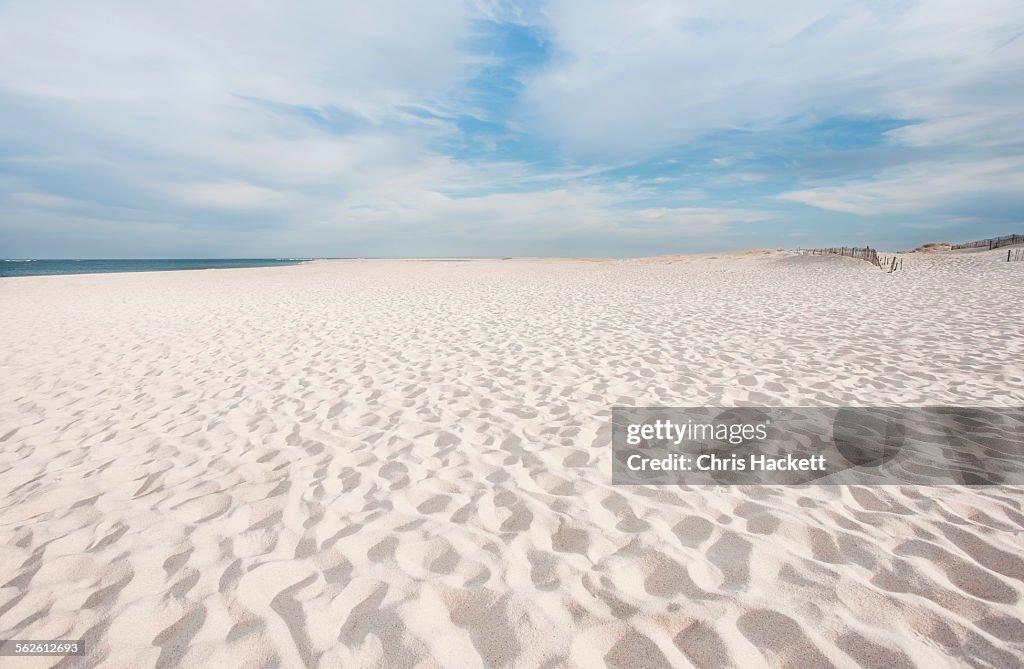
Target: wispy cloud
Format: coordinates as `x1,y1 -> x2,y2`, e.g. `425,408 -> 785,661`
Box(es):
0,0 -> 1021,257
778,157 -> 1024,216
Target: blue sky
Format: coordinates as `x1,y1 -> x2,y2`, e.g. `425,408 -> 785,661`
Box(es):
1,0 -> 1023,257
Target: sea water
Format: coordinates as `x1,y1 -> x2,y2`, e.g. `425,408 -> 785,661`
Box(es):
0,258 -> 310,277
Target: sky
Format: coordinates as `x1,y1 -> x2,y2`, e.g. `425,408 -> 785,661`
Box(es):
1,0 -> 1023,258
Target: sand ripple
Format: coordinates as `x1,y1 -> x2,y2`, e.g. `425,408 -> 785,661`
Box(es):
1,250 -> 1022,667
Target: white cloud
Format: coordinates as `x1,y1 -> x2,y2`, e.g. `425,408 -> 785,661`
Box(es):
777,157 -> 1024,215
0,0 -> 479,114
518,0 -> 1024,158
0,0 -> 1021,256
7,191 -> 79,208
172,180 -> 294,210
505,0 -> 1023,222
257,184 -> 775,257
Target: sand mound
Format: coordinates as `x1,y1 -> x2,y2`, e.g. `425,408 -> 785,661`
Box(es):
914,242 -> 953,252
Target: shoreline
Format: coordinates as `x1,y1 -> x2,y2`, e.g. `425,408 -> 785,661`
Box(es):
6,239 -> 1024,278
0,258 -> 313,279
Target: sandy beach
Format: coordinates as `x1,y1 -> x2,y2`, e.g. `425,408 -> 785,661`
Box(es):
1,249 -> 1023,668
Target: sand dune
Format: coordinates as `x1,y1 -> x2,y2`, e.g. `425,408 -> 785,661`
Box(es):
1,249 -> 1023,668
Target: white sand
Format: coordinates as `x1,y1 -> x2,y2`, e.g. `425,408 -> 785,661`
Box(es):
1,249 -> 1023,668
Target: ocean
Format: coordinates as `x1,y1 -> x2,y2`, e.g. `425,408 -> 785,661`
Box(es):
0,258 -> 310,277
